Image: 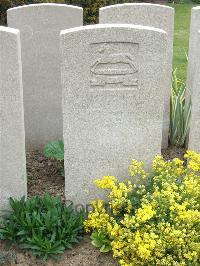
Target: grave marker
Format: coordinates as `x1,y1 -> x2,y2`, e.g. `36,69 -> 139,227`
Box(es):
7,4 -> 83,149
100,4 -> 174,148
61,24 -> 167,205
0,27 -> 26,210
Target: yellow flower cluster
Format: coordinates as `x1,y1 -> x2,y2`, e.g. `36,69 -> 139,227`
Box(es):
135,203 -> 156,224
95,176 -> 133,215
95,175 -> 117,189
185,150 -> 200,172
129,159 -> 148,179
85,151 -> 200,265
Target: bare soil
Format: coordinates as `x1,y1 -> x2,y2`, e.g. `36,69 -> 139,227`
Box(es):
27,145 -> 186,201
0,237 -> 117,266
0,145 -> 186,266
27,151 -> 65,201
162,145 -> 186,161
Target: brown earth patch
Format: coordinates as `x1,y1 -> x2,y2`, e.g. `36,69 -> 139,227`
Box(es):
0,237 -> 117,266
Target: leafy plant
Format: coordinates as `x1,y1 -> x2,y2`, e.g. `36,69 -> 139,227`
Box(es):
44,140 -> 64,176
44,140 -> 64,161
0,194 -> 85,260
91,231 -> 111,253
85,152 -> 200,265
169,69 -> 191,147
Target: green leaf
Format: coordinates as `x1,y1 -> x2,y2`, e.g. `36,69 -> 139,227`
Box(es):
91,239 -> 102,248
44,140 -> 64,161
90,231 -> 111,252
169,68 -> 191,147
100,244 -> 112,253
0,194 -> 84,260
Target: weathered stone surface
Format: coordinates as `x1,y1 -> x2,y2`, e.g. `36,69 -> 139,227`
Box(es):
61,24 -> 167,205
7,4 -> 83,150
186,7 -> 200,104
0,27 -> 26,210
188,31 -> 200,152
100,3 -> 174,149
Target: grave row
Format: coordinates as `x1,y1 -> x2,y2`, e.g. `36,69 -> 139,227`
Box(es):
0,3 -> 199,207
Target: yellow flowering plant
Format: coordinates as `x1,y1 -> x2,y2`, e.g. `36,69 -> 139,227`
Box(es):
85,151 -> 200,265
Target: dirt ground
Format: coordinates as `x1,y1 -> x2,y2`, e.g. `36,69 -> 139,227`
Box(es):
0,145 -> 186,266
27,145 -> 186,200
162,145 -> 186,161
27,151 -> 65,201
0,236 -> 117,266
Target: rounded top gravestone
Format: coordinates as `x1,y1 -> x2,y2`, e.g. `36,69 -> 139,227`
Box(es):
100,3 -> 174,28
60,24 -> 167,205
100,3 -> 174,149
7,4 -> 83,150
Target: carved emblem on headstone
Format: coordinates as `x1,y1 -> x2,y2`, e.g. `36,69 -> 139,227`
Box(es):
90,42 -> 138,88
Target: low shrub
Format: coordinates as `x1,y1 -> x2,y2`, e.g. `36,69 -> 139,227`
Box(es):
0,0 -> 12,25
85,151 -> 200,265
0,193 -> 85,260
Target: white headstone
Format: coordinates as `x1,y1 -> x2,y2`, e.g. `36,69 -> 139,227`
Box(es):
188,31 -> 200,152
186,7 -> 200,103
100,3 -> 174,149
0,27 -> 26,210
61,24 -> 167,205
7,4 -> 83,150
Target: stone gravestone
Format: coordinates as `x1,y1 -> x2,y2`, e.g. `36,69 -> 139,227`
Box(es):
7,4 -> 83,150
100,3 -> 174,149
186,7 -> 200,104
61,24 -> 167,205
188,31 -> 200,152
0,27 -> 26,210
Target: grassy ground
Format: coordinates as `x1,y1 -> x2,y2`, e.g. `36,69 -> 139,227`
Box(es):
170,3 -> 196,81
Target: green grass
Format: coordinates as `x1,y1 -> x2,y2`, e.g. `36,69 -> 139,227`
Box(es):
170,3 -> 196,81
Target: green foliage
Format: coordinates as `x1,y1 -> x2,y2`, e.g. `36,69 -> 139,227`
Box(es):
192,0 -> 200,3
168,0 -> 192,3
44,140 -> 64,161
80,0 -> 133,24
0,0 -> 11,25
80,0 -> 108,24
91,231 -> 111,253
169,69 -> 191,147
170,3 -> 194,81
0,194 -> 84,260
44,140 -> 64,176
